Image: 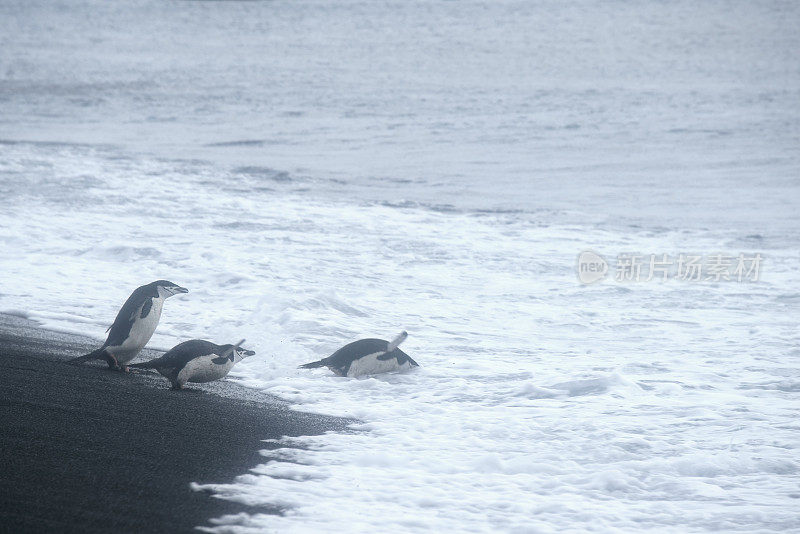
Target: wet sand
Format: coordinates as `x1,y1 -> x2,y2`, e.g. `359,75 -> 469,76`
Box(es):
0,313 -> 350,533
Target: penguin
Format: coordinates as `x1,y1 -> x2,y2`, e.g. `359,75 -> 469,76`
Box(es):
68,280 -> 188,371
130,339 -> 255,390
299,331 -> 418,377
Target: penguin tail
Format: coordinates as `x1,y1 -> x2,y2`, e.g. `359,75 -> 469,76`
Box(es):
298,359 -> 327,369
68,348 -> 108,365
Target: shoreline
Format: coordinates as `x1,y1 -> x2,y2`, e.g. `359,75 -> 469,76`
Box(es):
0,313 -> 351,533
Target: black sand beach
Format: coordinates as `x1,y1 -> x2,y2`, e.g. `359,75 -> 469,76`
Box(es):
0,313 -> 350,533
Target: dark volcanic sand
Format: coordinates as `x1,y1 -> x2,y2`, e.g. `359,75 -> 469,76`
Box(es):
0,313 -> 350,533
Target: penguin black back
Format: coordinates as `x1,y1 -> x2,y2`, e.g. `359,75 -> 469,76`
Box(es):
140,339 -> 221,369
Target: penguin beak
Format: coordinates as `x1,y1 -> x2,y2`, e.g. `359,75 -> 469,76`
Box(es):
173,286 -> 189,294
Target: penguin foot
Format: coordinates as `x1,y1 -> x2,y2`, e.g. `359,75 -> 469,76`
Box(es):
170,383 -> 183,390
106,353 -> 120,370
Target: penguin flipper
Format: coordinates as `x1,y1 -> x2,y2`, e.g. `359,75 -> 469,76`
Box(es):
140,298 -> 153,319
386,331 -> 408,352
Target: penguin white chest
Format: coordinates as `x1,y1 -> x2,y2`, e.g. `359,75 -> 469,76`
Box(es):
177,354 -> 234,385
346,352 -> 410,377
126,298 -> 164,347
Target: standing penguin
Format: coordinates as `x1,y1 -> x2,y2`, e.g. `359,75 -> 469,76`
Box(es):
68,280 -> 188,371
130,339 -> 255,390
299,331 -> 418,377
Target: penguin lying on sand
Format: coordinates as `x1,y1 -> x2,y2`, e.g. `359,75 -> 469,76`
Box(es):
130,339 -> 255,390
68,280 -> 188,372
299,331 -> 418,377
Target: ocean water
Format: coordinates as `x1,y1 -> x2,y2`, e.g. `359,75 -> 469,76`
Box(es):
2,0 -> 799,532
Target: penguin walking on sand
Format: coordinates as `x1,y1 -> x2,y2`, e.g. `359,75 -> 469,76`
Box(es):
299,331 -> 418,377
130,339 -> 255,390
68,280 -> 188,371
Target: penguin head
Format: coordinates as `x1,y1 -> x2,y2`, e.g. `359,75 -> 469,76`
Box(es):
152,280 -> 189,298
220,344 -> 256,362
